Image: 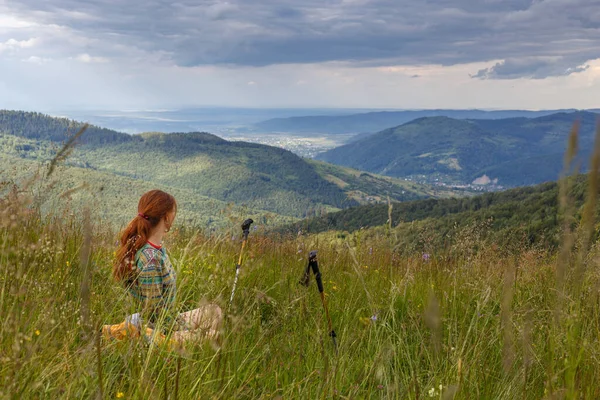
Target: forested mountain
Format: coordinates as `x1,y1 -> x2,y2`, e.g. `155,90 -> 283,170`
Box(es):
0,110 -> 457,224
253,109 -> 577,135
288,175 -> 592,250
0,110 -> 133,145
316,111 -> 599,186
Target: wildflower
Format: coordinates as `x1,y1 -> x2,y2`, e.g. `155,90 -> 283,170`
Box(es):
423,253 -> 430,262
362,265 -> 368,269
370,314 -> 378,322
66,261 -> 71,267
428,387 -> 436,397
116,392 -> 124,398
377,384 -> 384,390
35,330 -> 40,336
332,286 -> 338,291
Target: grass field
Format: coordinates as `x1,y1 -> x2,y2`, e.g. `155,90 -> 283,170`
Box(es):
2,122 -> 600,399
2,170 -> 600,400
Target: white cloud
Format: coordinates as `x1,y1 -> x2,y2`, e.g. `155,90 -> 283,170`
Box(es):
21,55 -> 50,64
0,14 -> 37,29
75,53 -> 109,63
0,37 -> 38,53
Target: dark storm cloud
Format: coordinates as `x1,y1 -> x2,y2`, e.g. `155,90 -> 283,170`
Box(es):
5,0 -> 600,79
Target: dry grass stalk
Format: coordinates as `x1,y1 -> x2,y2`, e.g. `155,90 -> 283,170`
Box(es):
424,291 -> 441,355
79,206 -> 93,337
555,121 -> 579,322
95,328 -> 104,399
501,262 -> 515,374
47,123 -> 88,177
574,120 -> 600,287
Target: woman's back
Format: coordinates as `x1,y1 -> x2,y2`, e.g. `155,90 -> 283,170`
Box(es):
128,242 -> 177,325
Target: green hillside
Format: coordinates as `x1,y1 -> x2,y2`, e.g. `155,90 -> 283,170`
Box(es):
0,151 -> 287,229
0,110 -> 461,223
316,111 -> 599,186
306,159 -> 467,204
0,110 -> 133,145
288,175 -> 592,250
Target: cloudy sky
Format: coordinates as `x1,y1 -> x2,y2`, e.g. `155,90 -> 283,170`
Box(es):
1,0 -> 599,111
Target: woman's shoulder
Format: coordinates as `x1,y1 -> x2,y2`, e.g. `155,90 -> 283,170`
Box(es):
136,243 -> 164,264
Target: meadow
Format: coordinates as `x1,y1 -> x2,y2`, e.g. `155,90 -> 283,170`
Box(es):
2,121 -> 600,399
2,169 -> 600,400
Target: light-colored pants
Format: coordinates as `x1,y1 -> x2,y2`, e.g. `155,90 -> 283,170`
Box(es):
172,304 -> 223,341
106,304 -> 223,344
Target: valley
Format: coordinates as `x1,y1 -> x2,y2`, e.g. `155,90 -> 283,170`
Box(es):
0,110 -> 466,228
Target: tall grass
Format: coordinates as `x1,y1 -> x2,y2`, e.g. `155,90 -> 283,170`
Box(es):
2,121 -> 600,398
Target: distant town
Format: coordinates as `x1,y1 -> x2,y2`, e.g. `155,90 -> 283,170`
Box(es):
404,175 -> 505,192
217,129 -> 352,158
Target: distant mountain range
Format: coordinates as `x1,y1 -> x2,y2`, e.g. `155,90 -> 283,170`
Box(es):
252,109 -> 595,135
0,110 -> 458,226
316,111 -> 599,187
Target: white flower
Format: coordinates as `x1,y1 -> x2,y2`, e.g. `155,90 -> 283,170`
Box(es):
428,388 -> 436,397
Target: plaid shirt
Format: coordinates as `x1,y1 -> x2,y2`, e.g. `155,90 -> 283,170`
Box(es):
128,243 -> 177,325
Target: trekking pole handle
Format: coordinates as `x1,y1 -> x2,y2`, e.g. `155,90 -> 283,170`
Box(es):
309,251 -> 324,293
241,218 -> 254,241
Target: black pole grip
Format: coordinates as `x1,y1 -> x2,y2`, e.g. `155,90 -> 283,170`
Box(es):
309,255 -> 324,293
241,218 -> 254,240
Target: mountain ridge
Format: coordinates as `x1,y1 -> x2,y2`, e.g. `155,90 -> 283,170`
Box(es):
316,111 -> 599,186
253,109 -> 585,135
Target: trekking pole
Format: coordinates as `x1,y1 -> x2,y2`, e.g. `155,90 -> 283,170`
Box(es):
300,250 -> 338,353
228,218 -> 254,310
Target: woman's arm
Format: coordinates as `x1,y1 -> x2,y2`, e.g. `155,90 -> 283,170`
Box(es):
159,256 -> 176,309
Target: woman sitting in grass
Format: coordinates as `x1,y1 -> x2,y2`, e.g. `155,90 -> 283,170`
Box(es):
103,189 -> 222,344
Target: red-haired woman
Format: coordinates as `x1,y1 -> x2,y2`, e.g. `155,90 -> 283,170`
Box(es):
104,189 -> 221,344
